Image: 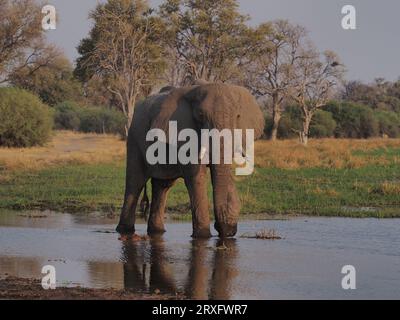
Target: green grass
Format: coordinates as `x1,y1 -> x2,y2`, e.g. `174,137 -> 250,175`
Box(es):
237,165 -> 400,217
352,147 -> 400,158
1,161 -> 399,218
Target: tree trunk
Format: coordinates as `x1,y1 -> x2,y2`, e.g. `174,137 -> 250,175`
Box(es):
270,107 -> 281,141
269,96 -> 281,141
124,98 -> 136,139
300,114 -> 312,146
125,115 -> 132,139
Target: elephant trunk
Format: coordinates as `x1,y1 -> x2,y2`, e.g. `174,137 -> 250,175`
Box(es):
210,153 -> 240,238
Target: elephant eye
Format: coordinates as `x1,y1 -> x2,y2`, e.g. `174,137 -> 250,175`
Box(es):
195,110 -> 206,123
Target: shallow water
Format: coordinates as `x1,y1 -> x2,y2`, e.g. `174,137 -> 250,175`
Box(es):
0,211 -> 399,299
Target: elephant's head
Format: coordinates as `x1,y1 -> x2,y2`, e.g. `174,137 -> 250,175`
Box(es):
184,83 -> 264,237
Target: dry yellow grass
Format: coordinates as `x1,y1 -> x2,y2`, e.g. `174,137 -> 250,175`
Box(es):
370,181 -> 400,195
0,131 -> 126,172
1,132 -> 399,174
255,138 -> 400,169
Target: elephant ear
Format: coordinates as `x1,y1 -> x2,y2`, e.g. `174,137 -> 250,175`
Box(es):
236,86 -> 265,140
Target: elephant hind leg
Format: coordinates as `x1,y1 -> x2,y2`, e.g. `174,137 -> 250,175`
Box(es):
147,178 -> 177,235
139,183 -> 150,221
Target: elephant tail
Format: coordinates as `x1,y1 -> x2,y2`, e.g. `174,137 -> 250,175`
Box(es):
139,183 -> 150,221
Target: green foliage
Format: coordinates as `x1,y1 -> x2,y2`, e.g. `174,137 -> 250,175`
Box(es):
159,0 -> 261,84
9,56 -> 83,106
375,110 -> 400,138
265,106 -> 336,139
53,101 -> 82,131
266,101 -> 400,140
324,101 -> 380,138
75,0 -> 164,97
79,107 -> 126,136
277,106 -> 302,139
0,87 -> 53,147
309,110 -> 337,138
54,101 -> 126,136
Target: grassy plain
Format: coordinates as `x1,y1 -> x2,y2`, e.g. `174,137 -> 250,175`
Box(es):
1,131 -> 399,217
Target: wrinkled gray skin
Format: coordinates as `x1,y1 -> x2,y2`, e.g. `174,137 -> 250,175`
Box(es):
116,83 -> 264,238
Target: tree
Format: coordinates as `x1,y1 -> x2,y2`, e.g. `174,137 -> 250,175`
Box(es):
0,0 -> 59,83
75,0 -> 165,136
342,79 -> 400,113
9,55 -> 82,106
244,20 -> 307,140
80,76 -> 118,108
292,49 -> 345,145
159,0 -> 262,85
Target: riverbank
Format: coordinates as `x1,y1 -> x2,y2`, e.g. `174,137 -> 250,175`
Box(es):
0,277 -> 181,300
1,131 -> 399,218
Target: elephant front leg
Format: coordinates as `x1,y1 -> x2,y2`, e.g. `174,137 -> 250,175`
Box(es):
183,165 -> 212,238
117,189 -> 142,235
147,178 -> 177,235
117,152 -> 147,235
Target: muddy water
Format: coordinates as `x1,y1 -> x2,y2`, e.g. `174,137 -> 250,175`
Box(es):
0,211 -> 399,299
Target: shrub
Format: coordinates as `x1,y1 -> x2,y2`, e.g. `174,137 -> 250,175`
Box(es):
375,111 -> 400,138
0,87 -> 53,147
53,101 -> 126,136
267,106 -> 334,139
309,110 -> 337,138
324,101 -> 379,138
263,114 -> 273,138
79,107 -> 126,136
54,101 -> 81,131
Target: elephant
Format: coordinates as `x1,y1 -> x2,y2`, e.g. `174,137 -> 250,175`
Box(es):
116,82 -> 264,238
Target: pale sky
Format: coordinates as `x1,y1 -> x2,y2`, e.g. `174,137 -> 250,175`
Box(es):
45,0 -> 400,83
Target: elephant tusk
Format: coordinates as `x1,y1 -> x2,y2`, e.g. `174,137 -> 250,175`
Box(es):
199,145 -> 207,161
233,148 -> 247,165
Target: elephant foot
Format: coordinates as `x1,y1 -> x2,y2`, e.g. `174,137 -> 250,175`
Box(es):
192,228 -> 212,239
147,226 -> 166,236
116,223 -> 135,235
147,218 -> 166,235
214,222 -> 237,238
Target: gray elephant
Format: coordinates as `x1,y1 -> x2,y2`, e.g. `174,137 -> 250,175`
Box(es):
116,83 -> 264,238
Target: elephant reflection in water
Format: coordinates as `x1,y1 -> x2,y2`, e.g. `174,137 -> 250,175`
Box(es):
121,236 -> 176,294
120,237 -> 238,299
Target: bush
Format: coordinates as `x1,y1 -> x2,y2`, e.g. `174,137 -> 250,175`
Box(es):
266,106 -> 335,139
54,101 -> 81,131
309,110 -> 337,138
0,87 -> 53,147
324,101 -> 380,138
375,111 -> 400,138
79,107 -> 126,136
277,106 -> 302,139
53,101 -> 126,136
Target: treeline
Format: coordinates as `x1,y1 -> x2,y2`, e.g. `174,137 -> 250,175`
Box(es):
267,100 -> 400,140
266,78 -> 400,139
1,0 -> 399,148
